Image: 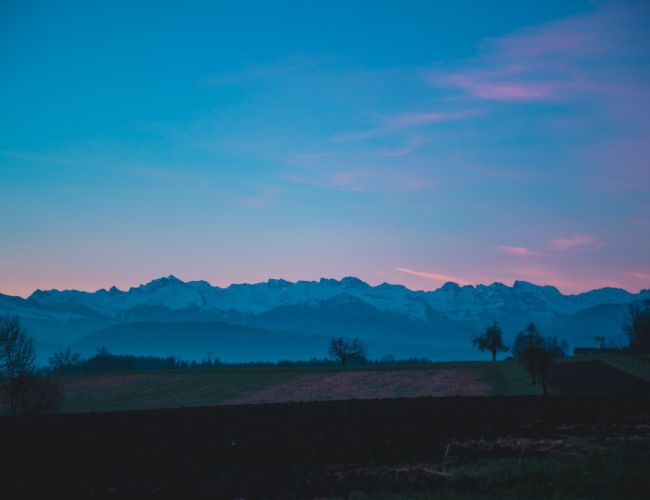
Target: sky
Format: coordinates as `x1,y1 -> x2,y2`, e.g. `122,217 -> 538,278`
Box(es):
1,0 -> 649,297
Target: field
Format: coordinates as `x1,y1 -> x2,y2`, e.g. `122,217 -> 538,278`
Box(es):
54,358 -> 650,413
4,395 -> 650,498
4,359 -> 650,498
54,360 -> 539,413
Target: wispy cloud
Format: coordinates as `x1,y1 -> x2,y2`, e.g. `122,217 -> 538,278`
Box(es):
384,110 -> 480,128
332,109 -> 481,142
284,148 -> 439,194
547,233 -> 600,252
428,3 -> 650,103
376,140 -> 420,158
436,71 -> 553,101
496,233 -> 603,258
495,245 -> 545,257
284,169 -> 367,192
394,267 -> 471,286
626,272 -> 650,283
200,54 -> 323,87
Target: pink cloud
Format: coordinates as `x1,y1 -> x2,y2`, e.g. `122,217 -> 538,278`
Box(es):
328,170 -> 364,190
428,3 -> 649,103
495,245 -> 545,257
547,233 -> 599,252
376,144 -> 416,158
394,267 -> 471,286
487,3 -> 640,60
332,109 -> 481,142
627,272 -> 650,283
383,110 -> 481,128
284,172 -> 365,192
440,74 -> 553,101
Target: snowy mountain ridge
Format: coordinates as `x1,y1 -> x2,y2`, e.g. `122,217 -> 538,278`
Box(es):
1,276 -> 648,360
11,275 -> 648,324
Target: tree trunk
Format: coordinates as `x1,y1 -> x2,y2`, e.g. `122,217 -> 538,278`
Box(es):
491,351 -> 496,362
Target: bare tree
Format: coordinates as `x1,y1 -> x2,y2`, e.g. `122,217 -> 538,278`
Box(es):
328,337 -> 367,366
623,300 -> 650,353
512,323 -> 542,384
0,315 -> 64,414
0,315 -> 37,412
473,321 -> 508,362
48,347 -> 82,374
512,323 -> 565,395
0,315 -> 36,378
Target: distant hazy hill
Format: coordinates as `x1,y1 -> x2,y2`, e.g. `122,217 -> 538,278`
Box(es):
70,321 -> 465,363
1,276 -> 647,362
72,321 -> 330,362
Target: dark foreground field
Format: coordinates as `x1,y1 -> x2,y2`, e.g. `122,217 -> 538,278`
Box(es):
547,360 -> 650,396
3,395 -> 650,499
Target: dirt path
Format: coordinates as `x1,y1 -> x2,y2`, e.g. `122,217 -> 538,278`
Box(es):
224,369 -> 490,404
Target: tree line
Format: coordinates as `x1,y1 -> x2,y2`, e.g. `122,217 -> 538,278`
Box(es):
48,336 -> 374,373
47,337 -> 401,374
472,299 -> 650,394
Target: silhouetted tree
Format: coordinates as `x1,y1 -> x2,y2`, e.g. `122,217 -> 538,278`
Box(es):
513,323 -> 566,395
94,346 -> 111,371
48,347 -> 82,374
0,315 -> 36,378
623,300 -> 650,353
328,337 -> 367,366
0,315 -> 64,414
473,321 -> 508,362
1,315 -> 36,411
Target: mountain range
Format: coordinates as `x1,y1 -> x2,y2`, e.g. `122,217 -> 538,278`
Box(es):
1,276 -> 647,363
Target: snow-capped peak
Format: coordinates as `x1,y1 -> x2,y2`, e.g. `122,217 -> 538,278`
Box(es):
11,275 -> 650,324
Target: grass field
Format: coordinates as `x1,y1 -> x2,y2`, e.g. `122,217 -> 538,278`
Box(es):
327,436 -> 650,500
5,395 -> 650,498
55,360 -> 539,413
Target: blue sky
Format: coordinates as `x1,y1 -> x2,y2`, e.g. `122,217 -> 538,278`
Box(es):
1,0 -> 649,296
